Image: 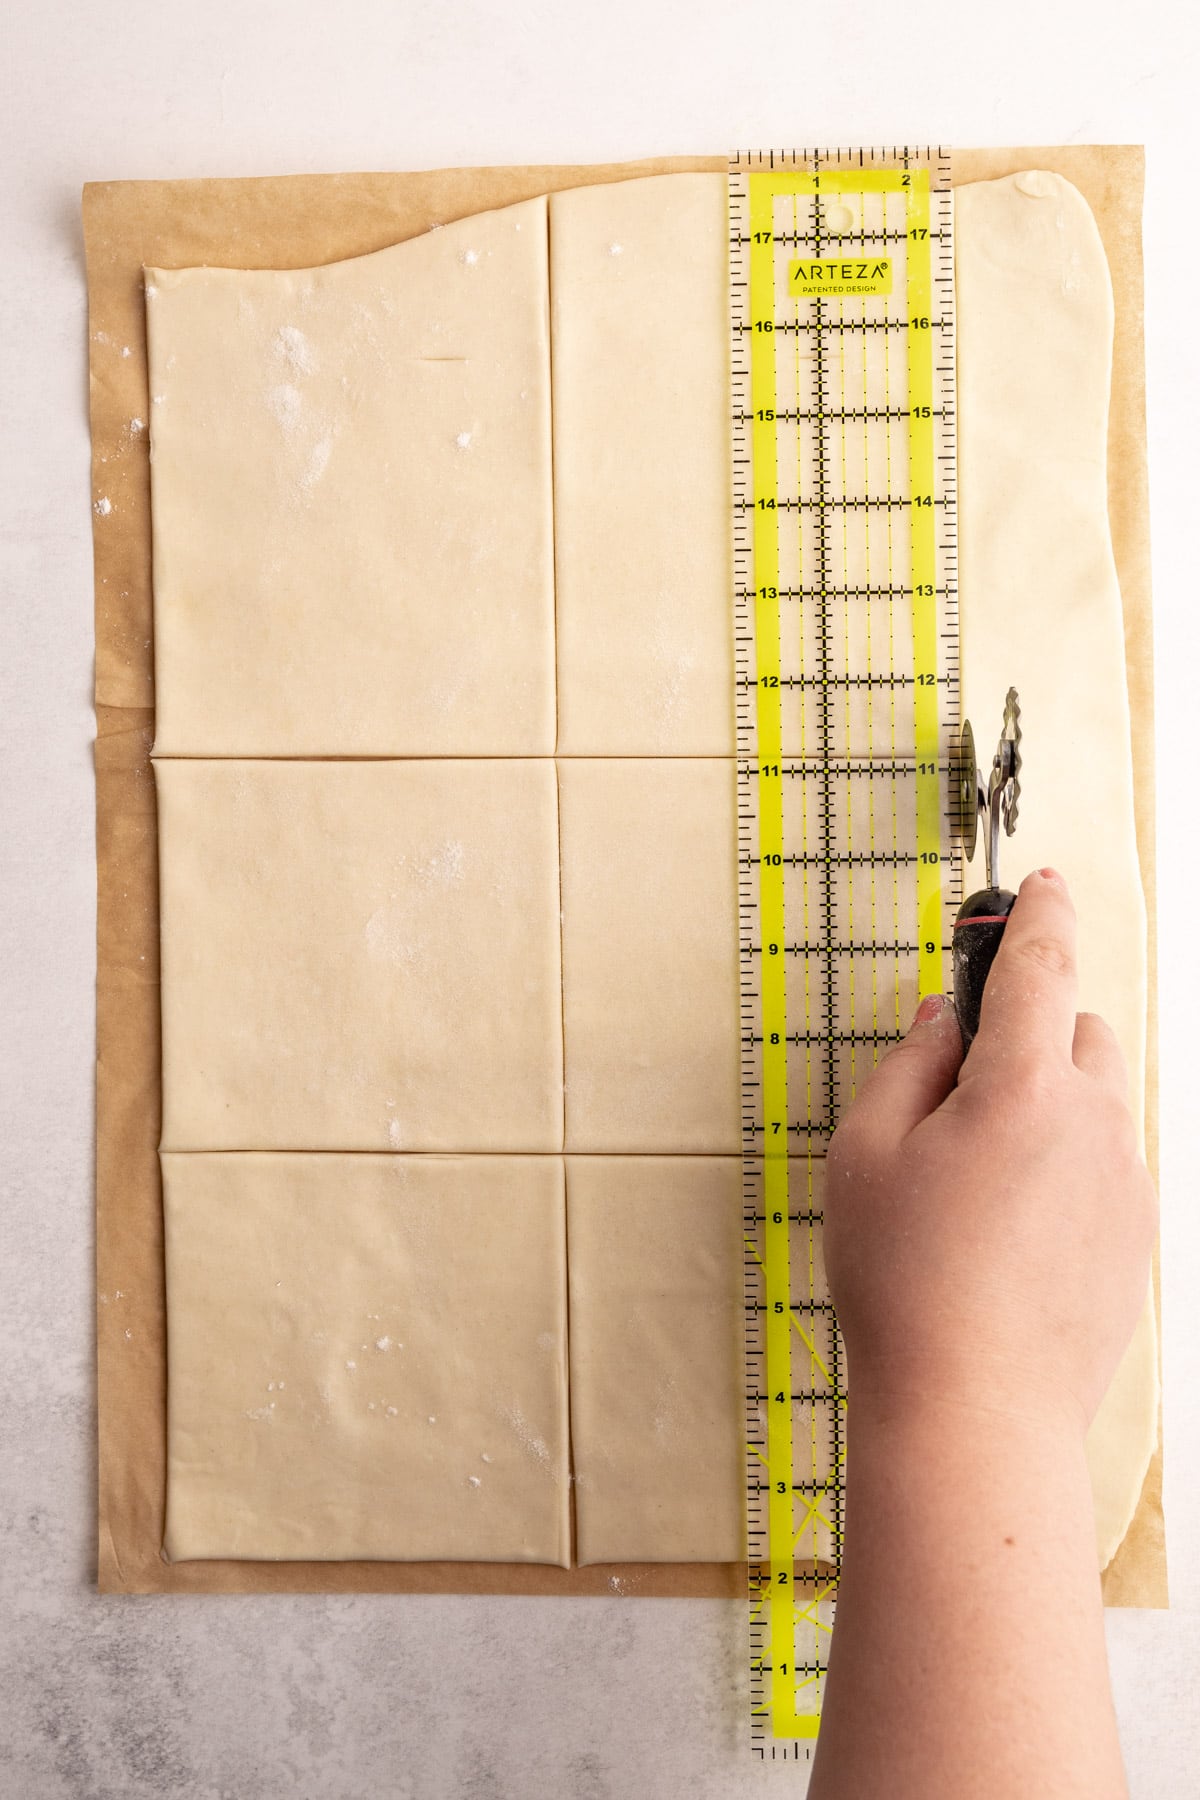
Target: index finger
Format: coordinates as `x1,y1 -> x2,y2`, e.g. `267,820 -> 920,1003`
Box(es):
970,868 -> 1079,1066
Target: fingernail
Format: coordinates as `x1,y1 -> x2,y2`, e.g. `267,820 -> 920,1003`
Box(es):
915,993 -> 946,1024
1038,866 -> 1064,885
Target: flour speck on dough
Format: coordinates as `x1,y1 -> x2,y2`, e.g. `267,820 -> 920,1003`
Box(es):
419,839 -> 465,886
94,496 -> 112,517
364,903 -> 418,967
274,323 -> 316,375
266,383 -> 303,430
503,1402 -> 550,1466
301,435 -> 333,491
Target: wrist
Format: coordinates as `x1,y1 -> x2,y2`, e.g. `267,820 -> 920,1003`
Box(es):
847,1382 -> 1092,1465
842,1387 -> 1100,1591
843,1338 -> 1095,1448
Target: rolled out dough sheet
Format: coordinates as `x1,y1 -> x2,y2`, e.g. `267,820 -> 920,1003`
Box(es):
161,1153 -> 570,1564
155,758 -> 564,1152
107,158 -> 1158,1591
146,198 -> 556,757
955,171 -> 1157,1563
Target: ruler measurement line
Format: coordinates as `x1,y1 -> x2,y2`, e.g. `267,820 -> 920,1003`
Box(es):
736,495 -> 954,510
735,408 -> 948,424
737,317 -> 951,335
738,229 -> 951,246
744,1027 -> 905,1045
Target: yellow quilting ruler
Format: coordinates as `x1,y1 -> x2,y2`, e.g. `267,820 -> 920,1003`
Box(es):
729,146 -> 961,1755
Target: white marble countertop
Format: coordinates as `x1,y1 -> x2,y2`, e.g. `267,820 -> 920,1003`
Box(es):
2,1 -> 1198,1792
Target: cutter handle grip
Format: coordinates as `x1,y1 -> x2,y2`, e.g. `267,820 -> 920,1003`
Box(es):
952,887 -> 1017,1051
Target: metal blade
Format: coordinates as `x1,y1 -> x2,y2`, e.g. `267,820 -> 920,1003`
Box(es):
1001,686 -> 1021,835
956,718 -> 979,862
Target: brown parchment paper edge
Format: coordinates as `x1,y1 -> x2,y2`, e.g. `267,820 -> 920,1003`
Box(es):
84,146 -> 1165,1604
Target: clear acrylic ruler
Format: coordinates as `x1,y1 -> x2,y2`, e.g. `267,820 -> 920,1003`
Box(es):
729,146 -> 961,1756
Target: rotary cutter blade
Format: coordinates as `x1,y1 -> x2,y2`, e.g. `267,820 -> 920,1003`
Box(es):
956,717 -> 979,864
1001,684 -> 1022,836
952,689 -> 1022,1048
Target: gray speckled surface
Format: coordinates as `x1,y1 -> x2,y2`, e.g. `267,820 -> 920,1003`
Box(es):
4,1 -> 1200,1792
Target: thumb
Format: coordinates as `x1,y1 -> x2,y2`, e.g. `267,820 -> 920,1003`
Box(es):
841,994 -> 964,1147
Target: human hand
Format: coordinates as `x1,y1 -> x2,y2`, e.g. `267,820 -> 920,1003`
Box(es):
824,868 -> 1156,1438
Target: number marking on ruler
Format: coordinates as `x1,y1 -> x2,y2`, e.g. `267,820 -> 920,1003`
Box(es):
730,147 -> 959,1755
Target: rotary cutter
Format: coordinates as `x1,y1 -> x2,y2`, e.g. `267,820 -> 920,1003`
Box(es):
953,687 -> 1022,1048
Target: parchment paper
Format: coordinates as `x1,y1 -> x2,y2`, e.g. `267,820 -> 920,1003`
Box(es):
84,147 -> 1164,1604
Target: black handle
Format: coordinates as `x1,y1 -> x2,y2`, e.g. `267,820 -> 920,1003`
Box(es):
952,887 -> 1017,1050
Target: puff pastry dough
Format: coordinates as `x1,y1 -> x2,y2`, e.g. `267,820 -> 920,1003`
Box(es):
146,198 -> 555,756
557,757 -> 740,1153
162,1153 -> 570,1564
956,171 -> 1157,1564
156,758 -> 564,1153
567,1157 -> 745,1564
149,169 -> 1156,1572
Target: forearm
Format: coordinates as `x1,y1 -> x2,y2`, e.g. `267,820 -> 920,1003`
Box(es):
809,1396 -> 1126,1800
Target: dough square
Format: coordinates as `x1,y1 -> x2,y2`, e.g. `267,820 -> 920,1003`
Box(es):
156,759 -> 564,1152
550,175 -> 735,756
567,1156 -> 745,1564
146,198 -> 555,756
557,758 -> 740,1153
162,1153 -> 570,1564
